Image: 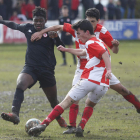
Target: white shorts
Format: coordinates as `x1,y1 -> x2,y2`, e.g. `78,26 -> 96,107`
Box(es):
69,79 -> 108,103
72,69 -> 120,86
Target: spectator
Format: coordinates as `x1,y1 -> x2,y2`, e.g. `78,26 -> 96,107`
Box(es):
120,0 -> 127,18
40,0 -> 48,10
127,0 -> 136,19
26,0 -> 35,20
48,0 -> 59,20
9,11 -> 20,21
0,0 -> 7,20
4,0 -> 13,20
95,0 -> 105,19
71,0 -> 79,20
115,0 -> 121,19
63,0 -> 71,16
59,5 -> 76,65
81,0 -> 94,18
34,0 -> 40,6
107,0 -> 116,20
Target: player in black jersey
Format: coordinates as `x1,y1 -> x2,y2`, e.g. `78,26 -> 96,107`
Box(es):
59,5 -> 76,66
0,7 -> 67,128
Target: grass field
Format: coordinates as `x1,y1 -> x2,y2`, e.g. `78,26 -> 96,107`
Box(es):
0,40 -> 140,140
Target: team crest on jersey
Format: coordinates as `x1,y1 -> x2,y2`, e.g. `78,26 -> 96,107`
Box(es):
67,18 -> 70,22
43,33 -> 47,37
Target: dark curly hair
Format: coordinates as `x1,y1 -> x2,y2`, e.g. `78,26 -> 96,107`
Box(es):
32,6 -> 47,19
85,8 -> 100,21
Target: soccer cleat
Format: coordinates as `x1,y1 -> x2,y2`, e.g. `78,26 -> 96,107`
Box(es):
56,116 -> 67,128
28,124 -> 47,136
1,112 -> 20,125
63,126 -> 76,134
75,126 -> 84,137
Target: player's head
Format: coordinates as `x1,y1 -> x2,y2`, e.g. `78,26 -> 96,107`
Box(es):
72,19 -> 94,43
61,5 -> 69,17
85,8 -> 100,30
32,6 -> 47,31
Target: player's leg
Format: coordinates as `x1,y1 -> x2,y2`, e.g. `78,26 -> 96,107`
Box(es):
42,85 -> 67,128
61,50 -> 67,66
28,94 -> 76,135
63,69 -> 83,134
75,84 -> 108,137
28,79 -> 92,135
68,44 -> 76,65
110,74 -> 140,113
1,73 -> 35,124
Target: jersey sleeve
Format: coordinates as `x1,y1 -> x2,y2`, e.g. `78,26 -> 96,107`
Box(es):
99,31 -> 113,49
63,23 -> 75,37
88,43 -> 106,59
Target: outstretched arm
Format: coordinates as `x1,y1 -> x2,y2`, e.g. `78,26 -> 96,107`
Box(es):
57,45 -> 86,56
102,51 -> 112,80
111,39 -> 119,54
31,25 -> 64,42
0,15 -> 25,32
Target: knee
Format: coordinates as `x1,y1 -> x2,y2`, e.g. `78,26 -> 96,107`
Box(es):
17,80 -> 27,91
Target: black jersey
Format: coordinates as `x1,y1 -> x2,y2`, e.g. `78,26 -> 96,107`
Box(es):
18,23 -> 56,70
59,16 -> 72,38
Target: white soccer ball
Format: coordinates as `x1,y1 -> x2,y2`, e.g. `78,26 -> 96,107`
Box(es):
25,118 -> 41,137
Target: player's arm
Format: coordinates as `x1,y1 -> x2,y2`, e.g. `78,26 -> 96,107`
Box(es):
31,25 -> 64,42
57,45 -> 86,56
0,15 -> 25,32
102,51 -> 112,80
48,31 -> 65,47
111,39 -> 119,54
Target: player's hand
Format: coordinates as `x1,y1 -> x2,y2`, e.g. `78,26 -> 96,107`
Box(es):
112,39 -> 119,47
31,32 -> 42,42
66,32 -> 70,36
48,31 -> 58,38
0,15 -> 3,20
105,70 -> 112,81
57,45 -> 66,52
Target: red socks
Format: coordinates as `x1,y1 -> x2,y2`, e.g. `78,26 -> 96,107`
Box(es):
41,105 -> 64,125
69,104 -> 79,127
78,106 -> 93,130
123,93 -> 140,110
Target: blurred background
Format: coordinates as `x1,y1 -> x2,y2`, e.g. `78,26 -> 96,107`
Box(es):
0,0 -> 140,43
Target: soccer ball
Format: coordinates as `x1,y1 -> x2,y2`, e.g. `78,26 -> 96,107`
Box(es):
25,118 -> 41,137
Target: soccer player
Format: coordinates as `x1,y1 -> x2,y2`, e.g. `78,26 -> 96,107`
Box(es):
28,19 -> 112,137
59,5 -> 76,65
30,8 -> 140,134
0,7 -> 67,128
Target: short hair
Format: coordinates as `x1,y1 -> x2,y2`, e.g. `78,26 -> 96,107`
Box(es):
32,6 -> 47,19
72,19 -> 94,35
62,5 -> 68,10
85,8 -> 100,21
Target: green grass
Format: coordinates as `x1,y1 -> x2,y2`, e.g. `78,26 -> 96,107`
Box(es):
0,41 -> 140,140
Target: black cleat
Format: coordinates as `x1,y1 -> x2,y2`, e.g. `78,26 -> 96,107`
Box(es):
75,126 -> 84,137
63,126 -> 76,134
28,124 -> 47,136
1,112 -> 20,125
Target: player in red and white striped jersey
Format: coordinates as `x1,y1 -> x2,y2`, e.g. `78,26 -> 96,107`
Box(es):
30,8 -> 140,135
28,20 -> 112,137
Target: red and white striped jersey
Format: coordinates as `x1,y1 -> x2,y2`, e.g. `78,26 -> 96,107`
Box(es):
81,37 -> 110,87
94,24 -> 113,49
63,23 -> 113,70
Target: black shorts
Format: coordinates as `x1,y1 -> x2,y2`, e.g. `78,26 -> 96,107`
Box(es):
61,34 -> 73,45
20,65 -> 56,88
